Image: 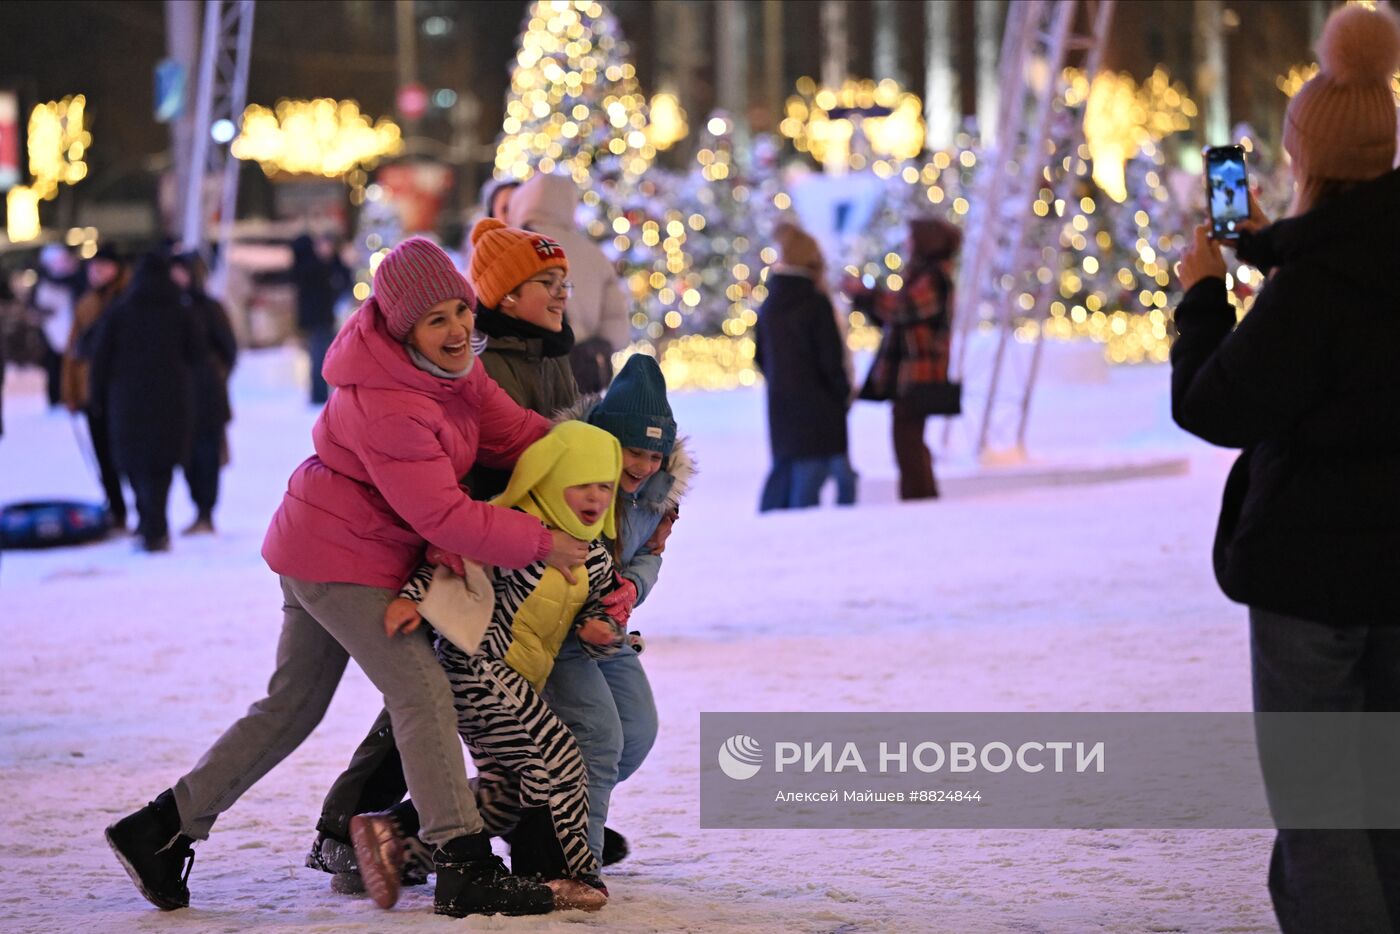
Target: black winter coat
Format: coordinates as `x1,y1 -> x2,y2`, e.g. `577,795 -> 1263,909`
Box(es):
290,235 -> 349,332
754,272 -> 851,460
1170,167 -> 1400,626
89,258 -> 199,473
186,292 -> 238,432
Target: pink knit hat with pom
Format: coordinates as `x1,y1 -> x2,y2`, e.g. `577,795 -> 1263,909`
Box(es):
372,238 -> 474,340
1283,3 -> 1400,182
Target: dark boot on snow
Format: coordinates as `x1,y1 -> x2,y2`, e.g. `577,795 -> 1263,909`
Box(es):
433,831 -> 554,917
602,825 -> 629,866
105,789 -> 196,911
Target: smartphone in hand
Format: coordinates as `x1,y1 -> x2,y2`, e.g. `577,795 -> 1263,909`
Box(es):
1204,145 -> 1249,241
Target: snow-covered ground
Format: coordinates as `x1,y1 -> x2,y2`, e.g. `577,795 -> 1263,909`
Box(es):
0,346 -> 1276,933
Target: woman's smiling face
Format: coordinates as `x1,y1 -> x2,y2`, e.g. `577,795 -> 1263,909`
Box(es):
409,298 -> 474,372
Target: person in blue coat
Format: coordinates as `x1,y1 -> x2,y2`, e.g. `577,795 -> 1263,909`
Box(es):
544,353 -> 695,873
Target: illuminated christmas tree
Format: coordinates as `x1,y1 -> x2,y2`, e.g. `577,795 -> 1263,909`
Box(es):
494,0 -> 654,185
638,115 -> 786,338
1029,68 -> 1196,362
841,139 -> 979,299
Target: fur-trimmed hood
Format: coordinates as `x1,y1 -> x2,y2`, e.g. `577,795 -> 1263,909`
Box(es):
553,393 -> 696,515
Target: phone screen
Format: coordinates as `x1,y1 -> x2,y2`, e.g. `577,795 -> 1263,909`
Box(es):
1205,146 -> 1249,239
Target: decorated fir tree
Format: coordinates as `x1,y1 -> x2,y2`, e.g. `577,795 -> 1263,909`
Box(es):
641,114 -> 786,338
571,114 -> 787,343
1026,68 -> 1196,361
494,0 -> 654,186
840,139 -> 978,298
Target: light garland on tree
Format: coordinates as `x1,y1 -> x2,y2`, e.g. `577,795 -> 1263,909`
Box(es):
495,0 -> 654,184
1073,67 -> 1196,203
646,92 -> 688,151
843,137 -> 979,299
486,37 -> 1207,386
1012,74 -> 1192,365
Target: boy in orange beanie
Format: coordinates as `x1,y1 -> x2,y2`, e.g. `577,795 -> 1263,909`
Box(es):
465,217 -> 581,498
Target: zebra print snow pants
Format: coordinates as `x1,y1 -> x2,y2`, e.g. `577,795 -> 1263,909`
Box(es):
435,640 -> 598,878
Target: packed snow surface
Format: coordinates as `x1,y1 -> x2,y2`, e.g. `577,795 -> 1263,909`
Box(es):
1,347 -> 1275,932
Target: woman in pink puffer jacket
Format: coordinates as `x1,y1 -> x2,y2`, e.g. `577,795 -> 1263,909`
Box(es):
107,238 -> 585,920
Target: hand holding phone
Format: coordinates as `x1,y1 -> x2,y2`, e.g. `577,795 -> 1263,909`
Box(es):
1204,145 -> 1250,241
1175,224 -> 1227,292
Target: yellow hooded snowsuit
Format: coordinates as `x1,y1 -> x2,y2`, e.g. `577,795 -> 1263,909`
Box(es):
487,420 -> 622,689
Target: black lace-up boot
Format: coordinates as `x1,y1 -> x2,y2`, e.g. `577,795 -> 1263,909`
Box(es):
106,789 -> 196,911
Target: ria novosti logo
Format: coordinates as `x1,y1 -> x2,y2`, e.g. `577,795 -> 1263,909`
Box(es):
716,735 -> 1107,780
717,734 -> 763,780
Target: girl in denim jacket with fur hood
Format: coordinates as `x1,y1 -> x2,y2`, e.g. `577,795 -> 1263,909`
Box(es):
546,353 -> 695,876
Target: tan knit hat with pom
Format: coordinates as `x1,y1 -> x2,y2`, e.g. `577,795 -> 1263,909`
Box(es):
1283,3 -> 1400,183
467,217 -> 569,309
773,222 -> 826,276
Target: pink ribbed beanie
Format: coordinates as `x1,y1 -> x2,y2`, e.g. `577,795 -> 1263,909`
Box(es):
373,238 -> 475,340
1283,3 -> 1400,182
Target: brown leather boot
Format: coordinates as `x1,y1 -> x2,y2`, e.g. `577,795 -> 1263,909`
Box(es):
349,811 -> 406,909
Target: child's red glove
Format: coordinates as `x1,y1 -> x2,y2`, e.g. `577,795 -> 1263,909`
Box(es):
600,574 -> 638,627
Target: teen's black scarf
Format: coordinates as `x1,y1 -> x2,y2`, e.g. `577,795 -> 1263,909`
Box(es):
474,303 -> 576,358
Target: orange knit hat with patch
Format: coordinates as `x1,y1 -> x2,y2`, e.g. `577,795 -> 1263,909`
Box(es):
467,218 -> 569,309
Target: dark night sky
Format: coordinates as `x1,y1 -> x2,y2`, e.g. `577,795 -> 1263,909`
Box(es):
0,0 -> 1322,208
0,1 -> 542,196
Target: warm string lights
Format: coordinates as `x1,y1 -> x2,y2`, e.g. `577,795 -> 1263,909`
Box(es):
1275,64 -> 1320,98
638,116 -> 784,338
781,77 -> 926,171
646,92 -> 688,151
1073,67 -> 1197,202
482,16 -> 1207,386
231,99 -> 402,178
6,95 -> 90,243
26,95 -> 89,198
494,0 -> 654,184
1276,61 -> 1400,103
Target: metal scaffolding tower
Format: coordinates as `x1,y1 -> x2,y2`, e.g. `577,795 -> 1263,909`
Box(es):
947,0 -> 1115,458
180,0 -> 255,270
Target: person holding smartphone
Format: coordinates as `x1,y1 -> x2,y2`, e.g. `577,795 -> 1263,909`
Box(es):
1171,6 -> 1400,933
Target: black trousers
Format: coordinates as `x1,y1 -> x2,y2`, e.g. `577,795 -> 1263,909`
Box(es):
127,466 -> 174,547
85,408 -> 127,525
306,326 -> 334,405
43,346 -> 63,407
184,428 -> 223,518
316,708 -> 407,843
1251,607 -> 1400,934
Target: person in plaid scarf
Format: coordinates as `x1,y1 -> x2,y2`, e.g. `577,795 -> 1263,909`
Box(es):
845,217 -> 962,500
